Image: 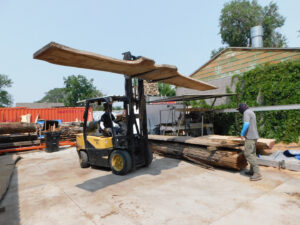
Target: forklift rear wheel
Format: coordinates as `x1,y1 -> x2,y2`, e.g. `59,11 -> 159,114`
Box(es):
110,150 -> 132,175
79,151 -> 90,168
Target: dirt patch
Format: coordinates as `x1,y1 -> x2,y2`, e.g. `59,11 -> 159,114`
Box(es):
286,192 -> 300,200
273,139 -> 300,151
101,210 -> 118,218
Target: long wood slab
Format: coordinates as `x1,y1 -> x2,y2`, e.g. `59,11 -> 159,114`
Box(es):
148,134 -> 243,149
33,42 -> 217,91
148,135 -> 275,151
149,140 -> 247,170
204,135 -> 275,150
0,140 -> 41,149
0,123 -> 37,134
0,134 -> 38,143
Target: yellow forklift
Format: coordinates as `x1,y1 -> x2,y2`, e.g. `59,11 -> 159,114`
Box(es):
75,53 -> 153,175
33,42 -> 216,175
76,92 -> 152,175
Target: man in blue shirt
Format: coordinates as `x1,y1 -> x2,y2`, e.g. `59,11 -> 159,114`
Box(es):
238,103 -> 262,181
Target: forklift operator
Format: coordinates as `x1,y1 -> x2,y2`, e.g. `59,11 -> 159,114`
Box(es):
99,103 -> 115,131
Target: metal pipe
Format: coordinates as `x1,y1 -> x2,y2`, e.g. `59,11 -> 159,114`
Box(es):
251,25 -> 263,48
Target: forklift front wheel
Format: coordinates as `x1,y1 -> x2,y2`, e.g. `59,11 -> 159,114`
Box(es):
110,150 -> 132,175
79,151 -> 90,168
145,148 -> 153,167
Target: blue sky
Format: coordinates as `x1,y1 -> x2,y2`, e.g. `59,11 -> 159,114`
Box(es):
0,0 -> 299,105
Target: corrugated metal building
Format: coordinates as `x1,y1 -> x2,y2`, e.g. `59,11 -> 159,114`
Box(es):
177,47 -> 300,104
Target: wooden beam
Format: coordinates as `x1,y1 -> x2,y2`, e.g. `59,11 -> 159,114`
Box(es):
0,134 -> 38,143
33,42 -> 217,91
0,123 -> 36,134
0,140 -> 41,149
149,141 -> 247,170
149,135 -> 276,151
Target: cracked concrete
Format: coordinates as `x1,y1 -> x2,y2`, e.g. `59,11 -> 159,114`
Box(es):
0,147 -> 299,225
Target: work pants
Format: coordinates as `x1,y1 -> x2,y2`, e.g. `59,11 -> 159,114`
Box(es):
244,139 -> 260,174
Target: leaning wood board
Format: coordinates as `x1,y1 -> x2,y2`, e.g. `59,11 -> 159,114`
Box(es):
33,42 -> 217,91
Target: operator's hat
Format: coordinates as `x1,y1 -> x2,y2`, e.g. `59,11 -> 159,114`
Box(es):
237,103 -> 248,113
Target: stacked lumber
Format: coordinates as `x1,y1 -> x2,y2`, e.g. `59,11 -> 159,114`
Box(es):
204,135 -> 275,154
0,122 -> 36,134
60,122 -> 83,141
148,135 -> 275,170
0,123 -> 40,151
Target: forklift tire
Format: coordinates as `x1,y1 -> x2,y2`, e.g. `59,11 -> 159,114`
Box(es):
145,148 -> 153,167
79,151 -> 90,168
109,150 -> 132,175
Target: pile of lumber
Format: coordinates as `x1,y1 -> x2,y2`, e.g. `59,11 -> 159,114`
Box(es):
60,122 -> 83,141
0,123 -> 40,152
204,135 -> 275,155
148,135 -> 275,171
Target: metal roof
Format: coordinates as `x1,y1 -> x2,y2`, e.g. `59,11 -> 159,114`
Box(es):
15,102 -> 65,108
148,93 -> 236,103
191,47 -> 300,77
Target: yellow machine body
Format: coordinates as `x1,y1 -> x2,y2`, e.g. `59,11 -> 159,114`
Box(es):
76,133 -> 113,150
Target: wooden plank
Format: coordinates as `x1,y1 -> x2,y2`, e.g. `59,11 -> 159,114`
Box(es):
205,135 -> 275,150
34,42 -> 156,75
257,158 -> 300,172
0,134 -> 38,143
33,42 -> 217,91
148,135 -> 243,149
148,135 -> 276,155
0,140 -> 41,149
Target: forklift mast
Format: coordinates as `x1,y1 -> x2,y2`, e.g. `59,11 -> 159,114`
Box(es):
122,51 -> 149,171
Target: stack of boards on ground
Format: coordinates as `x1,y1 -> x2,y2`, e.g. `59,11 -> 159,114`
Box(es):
60,122 -> 83,141
0,122 -> 40,152
148,135 -> 275,171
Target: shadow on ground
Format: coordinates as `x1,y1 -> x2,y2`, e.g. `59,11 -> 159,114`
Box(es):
0,154 -> 20,225
76,156 -> 180,192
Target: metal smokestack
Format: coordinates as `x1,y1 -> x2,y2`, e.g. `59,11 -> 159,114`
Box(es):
250,25 -> 263,48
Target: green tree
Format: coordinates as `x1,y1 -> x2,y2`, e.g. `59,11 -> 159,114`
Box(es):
63,75 -> 103,106
36,88 -> 65,103
212,0 -> 286,57
210,47 -> 226,58
158,82 -> 176,97
0,74 -> 13,107
214,60 -> 300,143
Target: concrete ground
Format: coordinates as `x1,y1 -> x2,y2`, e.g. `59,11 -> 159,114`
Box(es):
0,147 -> 299,225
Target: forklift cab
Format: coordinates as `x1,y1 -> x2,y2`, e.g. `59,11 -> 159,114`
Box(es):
76,95 -> 153,175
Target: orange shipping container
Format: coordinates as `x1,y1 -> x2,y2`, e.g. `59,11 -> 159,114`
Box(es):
0,107 -> 93,123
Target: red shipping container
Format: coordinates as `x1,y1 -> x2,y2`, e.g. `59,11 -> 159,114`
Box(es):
0,107 -> 93,123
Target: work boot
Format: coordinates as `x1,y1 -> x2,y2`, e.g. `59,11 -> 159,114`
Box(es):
250,173 -> 262,181
244,169 -> 254,176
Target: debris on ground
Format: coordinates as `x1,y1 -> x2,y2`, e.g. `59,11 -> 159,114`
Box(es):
60,122 -> 83,141
258,150 -> 300,171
